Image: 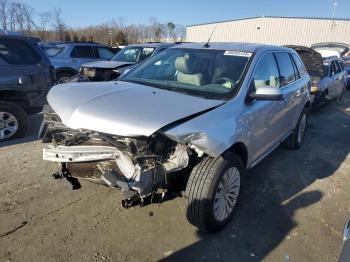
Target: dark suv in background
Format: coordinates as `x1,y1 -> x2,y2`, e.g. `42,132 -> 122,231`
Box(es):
40,42 -> 116,83
0,31 -> 53,141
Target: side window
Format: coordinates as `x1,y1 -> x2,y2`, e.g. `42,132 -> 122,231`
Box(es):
274,52 -> 296,86
95,47 -> 114,60
291,54 -> 307,77
324,65 -> 330,77
334,61 -> 342,73
70,46 -> 95,59
290,54 -> 299,80
0,38 -> 41,65
330,62 -> 337,76
157,47 -> 168,54
251,53 -> 280,90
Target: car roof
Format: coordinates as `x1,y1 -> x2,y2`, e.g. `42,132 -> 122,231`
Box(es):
168,42 -> 291,53
44,41 -> 110,47
323,56 -> 342,64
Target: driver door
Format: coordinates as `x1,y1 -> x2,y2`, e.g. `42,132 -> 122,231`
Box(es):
245,52 -> 289,162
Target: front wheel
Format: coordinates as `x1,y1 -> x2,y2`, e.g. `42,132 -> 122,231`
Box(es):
185,153 -> 244,232
0,101 -> 28,141
56,72 -> 74,84
283,107 -> 309,149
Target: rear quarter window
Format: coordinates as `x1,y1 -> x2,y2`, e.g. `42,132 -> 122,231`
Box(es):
0,38 -> 41,65
70,46 -> 96,58
291,53 -> 308,78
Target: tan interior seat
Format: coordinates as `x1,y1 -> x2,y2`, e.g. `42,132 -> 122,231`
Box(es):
175,57 -> 203,86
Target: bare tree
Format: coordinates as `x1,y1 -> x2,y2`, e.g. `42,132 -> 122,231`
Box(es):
0,0 -> 8,30
12,2 -> 25,31
37,11 -> 50,31
167,22 -> 175,42
22,3 -> 35,32
51,7 -> 65,41
149,17 -> 165,42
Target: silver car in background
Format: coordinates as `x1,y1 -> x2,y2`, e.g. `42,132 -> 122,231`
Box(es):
41,42 -> 116,84
287,45 -> 346,105
40,43 -> 311,232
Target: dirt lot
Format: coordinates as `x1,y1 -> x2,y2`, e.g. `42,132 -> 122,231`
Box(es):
0,92 -> 350,262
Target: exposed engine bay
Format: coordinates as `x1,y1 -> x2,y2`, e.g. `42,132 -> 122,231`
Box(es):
41,109 -> 191,207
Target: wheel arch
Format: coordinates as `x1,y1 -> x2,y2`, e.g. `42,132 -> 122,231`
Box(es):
225,142 -> 248,168
56,67 -> 78,76
0,90 -> 30,108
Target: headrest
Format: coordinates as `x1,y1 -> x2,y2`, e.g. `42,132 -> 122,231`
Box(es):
175,56 -> 198,74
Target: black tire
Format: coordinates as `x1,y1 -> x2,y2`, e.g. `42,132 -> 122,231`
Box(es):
185,153 -> 244,233
283,107 -> 309,149
56,71 -> 75,84
0,101 -> 28,141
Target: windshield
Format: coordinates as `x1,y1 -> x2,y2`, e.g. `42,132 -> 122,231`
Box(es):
121,48 -> 251,99
111,46 -> 155,63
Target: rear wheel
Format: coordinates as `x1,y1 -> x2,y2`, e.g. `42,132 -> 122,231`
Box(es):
0,101 -> 28,141
185,153 -> 244,232
283,107 -> 308,149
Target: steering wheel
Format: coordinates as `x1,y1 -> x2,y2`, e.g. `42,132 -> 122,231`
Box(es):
214,77 -> 233,84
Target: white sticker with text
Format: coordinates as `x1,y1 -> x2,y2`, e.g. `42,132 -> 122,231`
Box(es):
224,50 -> 252,57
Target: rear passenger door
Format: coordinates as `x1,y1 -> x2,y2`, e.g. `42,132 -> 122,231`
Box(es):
328,62 -> 339,99
274,52 -> 306,134
334,61 -> 345,97
70,46 -> 97,70
0,37 -> 47,96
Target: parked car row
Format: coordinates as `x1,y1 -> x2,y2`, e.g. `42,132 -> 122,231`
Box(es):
75,42 -> 177,82
39,41 -> 116,83
286,45 -> 347,106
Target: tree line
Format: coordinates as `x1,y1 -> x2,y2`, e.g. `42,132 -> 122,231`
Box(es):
0,0 -> 186,46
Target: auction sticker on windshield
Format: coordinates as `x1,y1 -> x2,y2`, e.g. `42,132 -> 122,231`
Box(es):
224,50 -> 252,57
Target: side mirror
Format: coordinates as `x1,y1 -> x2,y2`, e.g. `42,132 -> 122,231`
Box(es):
249,86 -> 283,101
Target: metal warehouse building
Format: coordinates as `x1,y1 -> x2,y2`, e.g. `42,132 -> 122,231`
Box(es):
186,16 -> 350,46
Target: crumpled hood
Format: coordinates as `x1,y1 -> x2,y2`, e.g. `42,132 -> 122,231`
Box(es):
82,60 -> 135,69
285,45 -> 324,78
47,81 -> 224,137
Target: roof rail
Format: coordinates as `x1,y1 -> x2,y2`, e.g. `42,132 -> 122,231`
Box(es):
0,30 -> 24,36
46,41 -> 103,45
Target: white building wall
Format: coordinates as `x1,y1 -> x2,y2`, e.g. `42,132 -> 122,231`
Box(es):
186,17 -> 350,46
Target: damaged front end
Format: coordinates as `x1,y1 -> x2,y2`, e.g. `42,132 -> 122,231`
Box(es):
41,113 -> 190,207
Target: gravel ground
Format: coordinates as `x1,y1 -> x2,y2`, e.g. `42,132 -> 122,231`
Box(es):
0,92 -> 349,262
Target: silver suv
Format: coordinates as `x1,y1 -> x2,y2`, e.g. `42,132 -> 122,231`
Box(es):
41,42 -> 115,84
41,43 -> 311,232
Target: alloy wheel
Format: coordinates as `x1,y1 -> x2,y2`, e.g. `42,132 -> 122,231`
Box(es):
213,167 -> 240,222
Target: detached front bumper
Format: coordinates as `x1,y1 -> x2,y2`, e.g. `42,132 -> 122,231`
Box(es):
43,145 -> 137,179
43,145 -> 122,162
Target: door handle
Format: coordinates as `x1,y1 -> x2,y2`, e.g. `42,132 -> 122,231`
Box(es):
18,75 -> 31,85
